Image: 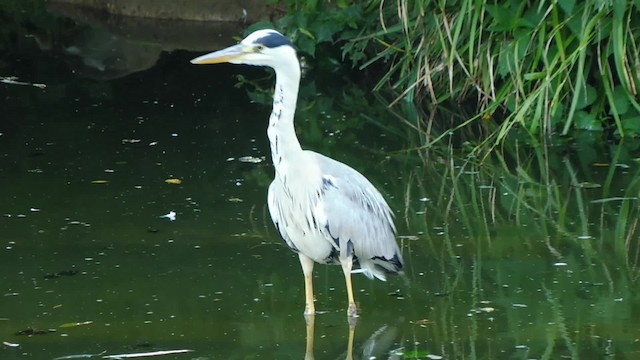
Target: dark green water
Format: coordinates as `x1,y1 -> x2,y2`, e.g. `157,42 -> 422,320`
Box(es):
2,3 -> 640,360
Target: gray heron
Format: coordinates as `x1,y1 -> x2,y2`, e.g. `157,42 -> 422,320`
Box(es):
191,29 -> 403,317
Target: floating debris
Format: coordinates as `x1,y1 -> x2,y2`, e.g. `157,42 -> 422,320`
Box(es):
102,349 -> 193,359
409,319 -> 431,326
2,341 -> 19,347
59,321 -> 93,328
15,328 -> 56,336
91,180 -> 109,184
238,156 -> 264,163
53,351 -> 107,360
44,269 -> 79,279
160,211 -> 176,221
66,220 -> 91,227
1,76 -> 46,89
164,178 -> 182,185
554,262 -> 568,266
476,307 -> 496,313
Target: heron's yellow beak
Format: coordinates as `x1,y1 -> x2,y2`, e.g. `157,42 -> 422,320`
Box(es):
190,43 -> 247,65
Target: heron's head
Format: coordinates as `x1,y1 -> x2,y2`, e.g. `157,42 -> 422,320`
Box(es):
191,29 -> 297,69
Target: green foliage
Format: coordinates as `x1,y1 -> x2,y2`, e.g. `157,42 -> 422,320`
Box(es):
273,0 -> 640,147
254,0 -> 364,59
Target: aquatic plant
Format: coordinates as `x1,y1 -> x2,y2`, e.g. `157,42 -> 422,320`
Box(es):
266,0 -> 640,147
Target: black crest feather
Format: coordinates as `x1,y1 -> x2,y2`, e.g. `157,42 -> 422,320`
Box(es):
256,32 -> 292,48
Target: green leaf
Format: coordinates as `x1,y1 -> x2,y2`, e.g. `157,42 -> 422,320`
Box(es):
295,35 -> 316,57
486,4 -> 514,32
314,25 -> 336,43
565,16 -> 583,36
558,0 -> 576,15
298,27 -> 315,41
575,84 -> 596,109
622,116 -> 640,135
245,22 -> 275,36
574,111 -> 602,131
303,0 -> 318,12
497,42 -> 515,77
611,87 -> 630,115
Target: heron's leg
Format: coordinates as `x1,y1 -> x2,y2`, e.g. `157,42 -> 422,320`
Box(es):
339,255 -> 357,317
304,314 -> 315,360
298,253 -> 315,316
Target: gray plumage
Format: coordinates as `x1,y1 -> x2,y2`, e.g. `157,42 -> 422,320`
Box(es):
268,151 -> 402,280
192,29 -> 403,317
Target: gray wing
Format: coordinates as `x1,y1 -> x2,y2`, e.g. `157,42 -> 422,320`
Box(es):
310,151 -> 403,280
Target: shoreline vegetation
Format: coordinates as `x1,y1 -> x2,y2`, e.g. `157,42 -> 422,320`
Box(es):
264,0 -> 640,152
2,0 -> 639,154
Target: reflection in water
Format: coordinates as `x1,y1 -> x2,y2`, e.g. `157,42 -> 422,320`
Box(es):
305,315 -> 315,360
61,27 -> 162,80
304,315 -> 401,360
21,0 -> 268,80
46,1 -> 250,51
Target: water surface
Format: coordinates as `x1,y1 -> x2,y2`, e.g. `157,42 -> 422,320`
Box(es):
2,5 -> 640,360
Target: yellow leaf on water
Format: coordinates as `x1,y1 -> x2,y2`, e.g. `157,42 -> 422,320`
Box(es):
91,180 -> 109,184
165,178 -> 182,185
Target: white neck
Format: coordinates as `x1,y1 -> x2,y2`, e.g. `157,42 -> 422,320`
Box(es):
267,57 -> 302,171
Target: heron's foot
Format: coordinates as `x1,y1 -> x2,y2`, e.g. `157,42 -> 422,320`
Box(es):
347,302 -> 358,318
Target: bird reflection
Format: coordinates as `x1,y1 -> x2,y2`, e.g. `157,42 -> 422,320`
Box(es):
303,315 -> 400,360
304,315 -> 316,360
